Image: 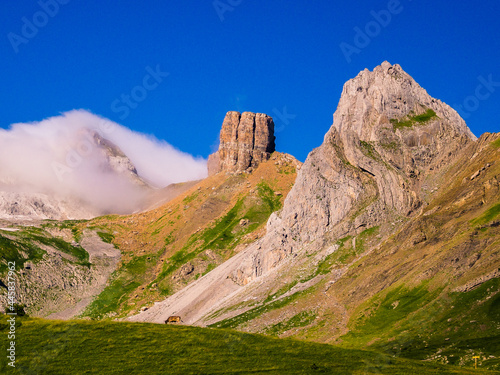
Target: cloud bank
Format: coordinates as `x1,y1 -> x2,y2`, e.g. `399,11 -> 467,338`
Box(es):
0,110 -> 207,214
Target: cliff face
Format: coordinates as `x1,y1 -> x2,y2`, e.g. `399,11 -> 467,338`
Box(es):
208,111 -> 275,175
230,61 -> 477,284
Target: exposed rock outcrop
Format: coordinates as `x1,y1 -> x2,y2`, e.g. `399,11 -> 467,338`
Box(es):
91,131 -> 147,187
0,229 -> 121,318
229,61 -> 477,284
208,111 -> 275,175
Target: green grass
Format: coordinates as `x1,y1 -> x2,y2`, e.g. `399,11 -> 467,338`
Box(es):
359,140 -> 379,160
211,285 -> 315,329
341,283 -> 440,347
0,233 -> 46,273
155,181 -> 282,289
0,318 -> 486,374
81,253 -> 160,319
96,231 -> 115,244
315,227 -> 379,276
379,141 -> 400,150
340,278 -> 500,370
263,280 -> 299,303
391,109 -> 438,131
413,109 -> 438,123
183,191 -> 199,204
492,139 -> 500,149
316,237 -> 352,275
265,310 -> 317,336
44,219 -> 87,242
471,202 -> 500,227
29,233 -> 90,266
0,227 -> 91,272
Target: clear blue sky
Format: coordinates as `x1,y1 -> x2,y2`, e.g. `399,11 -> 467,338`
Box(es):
1,1 -> 499,161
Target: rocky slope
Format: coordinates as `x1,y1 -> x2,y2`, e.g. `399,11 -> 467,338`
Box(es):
0,191 -> 99,221
88,151 -> 299,320
232,61 -> 476,284
0,226 -> 120,318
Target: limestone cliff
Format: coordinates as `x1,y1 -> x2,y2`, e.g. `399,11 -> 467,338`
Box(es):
208,111 -> 276,175
230,61 -> 477,284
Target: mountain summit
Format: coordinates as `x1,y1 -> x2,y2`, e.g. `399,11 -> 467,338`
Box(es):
232,61 -> 478,283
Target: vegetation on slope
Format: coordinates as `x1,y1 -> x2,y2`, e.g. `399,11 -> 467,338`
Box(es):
82,252 -> 161,319
0,318 -> 488,375
78,153 -> 297,319
155,181 -> 282,288
390,108 -> 438,130
339,278 -> 500,370
0,226 -> 90,273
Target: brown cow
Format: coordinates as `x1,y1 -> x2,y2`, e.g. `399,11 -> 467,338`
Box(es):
165,316 -> 182,324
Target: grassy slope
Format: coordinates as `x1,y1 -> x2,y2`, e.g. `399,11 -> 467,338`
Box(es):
0,226 -> 90,273
331,136 -> 500,368
80,153 -> 297,319
0,318 -> 492,375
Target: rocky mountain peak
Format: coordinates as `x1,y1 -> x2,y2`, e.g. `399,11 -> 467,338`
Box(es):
90,130 -> 146,186
227,61 -> 479,285
0,129 -> 149,221
334,61 -> 475,141
208,111 -> 276,175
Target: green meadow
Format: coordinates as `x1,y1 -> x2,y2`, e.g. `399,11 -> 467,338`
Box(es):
0,318 -> 495,374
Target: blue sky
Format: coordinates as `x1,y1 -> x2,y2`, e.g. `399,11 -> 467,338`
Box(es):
1,1 -> 499,162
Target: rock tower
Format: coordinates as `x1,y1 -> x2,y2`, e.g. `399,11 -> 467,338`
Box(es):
208,111 -> 275,175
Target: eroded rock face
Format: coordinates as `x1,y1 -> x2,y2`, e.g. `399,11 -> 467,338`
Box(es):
208,111 -> 275,175
229,61 -> 477,285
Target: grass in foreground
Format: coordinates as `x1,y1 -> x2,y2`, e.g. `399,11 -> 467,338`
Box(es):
0,318 -> 494,374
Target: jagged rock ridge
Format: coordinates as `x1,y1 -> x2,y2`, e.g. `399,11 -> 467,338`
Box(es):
208,111 -> 276,175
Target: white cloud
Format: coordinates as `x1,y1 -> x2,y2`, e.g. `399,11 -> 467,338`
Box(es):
0,109 -> 207,214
